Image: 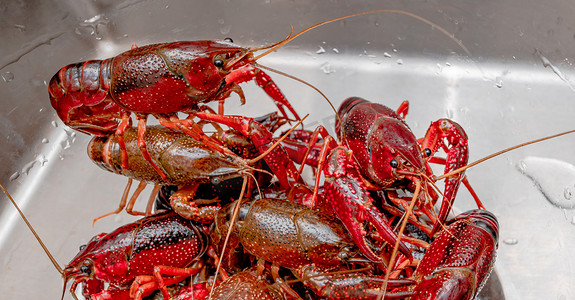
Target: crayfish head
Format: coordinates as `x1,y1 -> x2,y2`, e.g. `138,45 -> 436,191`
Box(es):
365,117 -> 425,188
62,258 -> 96,299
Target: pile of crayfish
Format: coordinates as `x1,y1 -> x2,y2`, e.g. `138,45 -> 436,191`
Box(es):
41,29 -> 499,299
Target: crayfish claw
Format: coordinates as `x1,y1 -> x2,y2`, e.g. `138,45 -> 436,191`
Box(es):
324,147 -> 412,264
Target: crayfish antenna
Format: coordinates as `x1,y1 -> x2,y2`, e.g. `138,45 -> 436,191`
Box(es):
208,117 -> 310,299
251,10 -> 473,143
209,176 -> 248,300
257,64 -> 339,120
437,129 -> 575,180
0,183 -> 63,276
252,10 -> 472,62
285,266 -> 372,285
378,179 -> 422,300
246,114 -> 308,165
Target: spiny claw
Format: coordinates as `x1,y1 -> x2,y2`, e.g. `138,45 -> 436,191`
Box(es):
298,265 -> 416,299
421,119 -> 472,235
195,112 -> 303,189
170,197 -> 220,224
168,184 -> 221,223
225,64 -> 300,121
324,147 -> 413,264
413,209 -> 498,299
412,268 -> 475,300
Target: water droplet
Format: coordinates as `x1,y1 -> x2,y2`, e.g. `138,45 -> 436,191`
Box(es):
219,25 -> 231,35
396,59 -> 404,65
75,14 -> 110,40
320,62 -> 335,74
22,160 -> 36,175
383,52 -> 392,58
565,187 -> 573,200
41,138 -> 49,144
537,50 -> 575,92
217,19 -> 225,25
445,62 -> 452,66
517,157 -> 575,209
9,172 -> 20,181
503,238 -> 518,245
332,48 -> 339,54
445,108 -> 454,119
14,24 -> 26,32
31,79 -> 45,87
495,77 -> 503,88
2,71 -> 14,82
316,46 -> 326,54
51,121 -> 58,128
37,154 -> 48,167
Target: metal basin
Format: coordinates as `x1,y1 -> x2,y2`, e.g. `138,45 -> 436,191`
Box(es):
1,1 -> 574,299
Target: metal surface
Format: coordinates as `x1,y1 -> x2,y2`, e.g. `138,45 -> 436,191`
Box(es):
0,1 -> 574,299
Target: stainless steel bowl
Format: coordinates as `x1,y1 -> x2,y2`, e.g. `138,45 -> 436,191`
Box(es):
1,1 -> 574,299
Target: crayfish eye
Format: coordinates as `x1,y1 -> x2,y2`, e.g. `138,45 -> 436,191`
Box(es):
213,59 -> 225,68
80,265 -> 91,275
338,251 -> 349,261
423,148 -> 432,157
224,37 -> 233,43
390,159 -> 399,168
79,244 -> 86,251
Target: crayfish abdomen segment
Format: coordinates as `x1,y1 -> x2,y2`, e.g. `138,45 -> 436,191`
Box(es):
49,59 -> 123,136
127,212 -> 208,276
235,198 -> 354,270
87,126 -> 250,185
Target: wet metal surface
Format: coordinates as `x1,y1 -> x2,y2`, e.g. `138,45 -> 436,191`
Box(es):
1,1 -> 575,299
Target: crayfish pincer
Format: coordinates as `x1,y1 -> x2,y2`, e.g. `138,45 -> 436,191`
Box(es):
410,209 -> 499,299
63,211 -> 209,299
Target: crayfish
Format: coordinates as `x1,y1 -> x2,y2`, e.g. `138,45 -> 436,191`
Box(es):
6,7 -> 574,300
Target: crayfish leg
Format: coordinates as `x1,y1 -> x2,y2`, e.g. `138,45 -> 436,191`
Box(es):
225,64 -> 300,121
92,178 -> 134,226
396,100 -> 409,119
125,181 -> 149,216
170,183 -> 221,223
115,113 -> 132,170
157,114 -> 233,157
136,115 -> 171,182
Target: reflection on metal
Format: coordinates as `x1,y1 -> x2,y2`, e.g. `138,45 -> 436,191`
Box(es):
1,1 -> 575,299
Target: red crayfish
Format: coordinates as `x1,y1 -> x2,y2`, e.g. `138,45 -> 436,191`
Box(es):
283,97 -> 485,251
211,197 -> 416,299
48,38 -> 303,184
47,9 -> 474,185
86,111 -> 307,223
87,125 -> 259,223
63,211 -> 210,300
